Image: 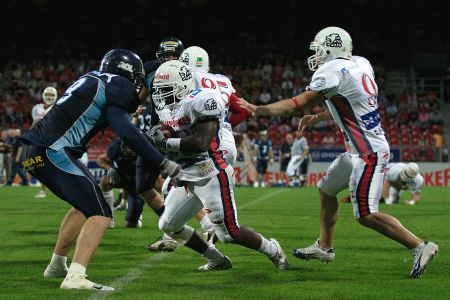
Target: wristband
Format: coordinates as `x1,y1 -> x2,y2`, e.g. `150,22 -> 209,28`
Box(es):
166,138 -> 181,152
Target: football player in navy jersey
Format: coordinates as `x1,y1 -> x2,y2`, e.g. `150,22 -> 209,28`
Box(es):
97,138 -> 143,228
20,49 -> 181,291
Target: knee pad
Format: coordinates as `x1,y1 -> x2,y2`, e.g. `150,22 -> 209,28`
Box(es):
213,223 -> 235,243
158,215 -> 183,234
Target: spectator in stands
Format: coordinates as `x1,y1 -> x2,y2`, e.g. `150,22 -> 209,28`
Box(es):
321,131 -> 336,148
428,108 -> 444,126
5,129 -> 28,186
418,107 -> 429,124
386,100 -> 398,118
432,131 -> 444,162
258,88 -> 272,105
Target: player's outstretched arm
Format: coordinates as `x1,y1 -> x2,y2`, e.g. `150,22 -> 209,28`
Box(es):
298,109 -> 333,133
238,91 -> 325,117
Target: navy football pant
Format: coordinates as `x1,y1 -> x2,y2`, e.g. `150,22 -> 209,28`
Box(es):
21,144 -> 112,218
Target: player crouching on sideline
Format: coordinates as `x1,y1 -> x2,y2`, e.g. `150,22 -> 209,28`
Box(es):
239,26 -> 438,278
383,162 -> 423,205
147,60 -> 289,271
20,49 -> 182,291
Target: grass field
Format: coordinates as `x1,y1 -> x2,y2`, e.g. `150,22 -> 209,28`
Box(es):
0,186 -> 448,300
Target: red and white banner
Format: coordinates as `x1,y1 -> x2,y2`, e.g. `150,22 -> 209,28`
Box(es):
232,161 -> 450,187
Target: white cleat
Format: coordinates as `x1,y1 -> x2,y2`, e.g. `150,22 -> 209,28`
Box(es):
292,239 -> 335,263
147,236 -> 178,252
109,218 -> 115,229
268,238 -> 289,270
60,272 -> 114,291
43,265 -> 68,278
410,241 -> 439,279
198,256 -> 232,271
34,191 -> 47,198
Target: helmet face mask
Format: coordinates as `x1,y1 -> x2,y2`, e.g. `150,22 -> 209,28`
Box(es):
152,61 -> 194,110
307,26 -> 353,71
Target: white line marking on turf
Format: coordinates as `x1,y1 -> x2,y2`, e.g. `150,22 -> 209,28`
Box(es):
86,188 -> 287,299
87,252 -> 169,300
239,189 -> 288,210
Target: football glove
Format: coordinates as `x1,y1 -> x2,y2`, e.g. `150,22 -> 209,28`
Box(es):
107,166 -> 120,186
146,125 -> 168,151
159,159 -> 184,187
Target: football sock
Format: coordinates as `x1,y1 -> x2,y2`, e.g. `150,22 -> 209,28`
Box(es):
49,253 -> 67,268
68,262 -> 86,275
412,241 -> 425,251
258,234 -> 277,257
154,205 -> 165,217
102,190 -> 114,212
199,215 -> 213,233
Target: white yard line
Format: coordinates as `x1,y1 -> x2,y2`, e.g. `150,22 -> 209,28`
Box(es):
87,188 -> 287,298
87,252 -> 169,300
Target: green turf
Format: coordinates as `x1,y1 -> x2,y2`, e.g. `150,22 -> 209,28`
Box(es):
0,186 -> 448,300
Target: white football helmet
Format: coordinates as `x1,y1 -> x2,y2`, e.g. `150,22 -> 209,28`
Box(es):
42,86 -> 58,105
307,26 -> 353,71
152,60 -> 194,110
400,163 -> 420,182
179,46 -> 210,72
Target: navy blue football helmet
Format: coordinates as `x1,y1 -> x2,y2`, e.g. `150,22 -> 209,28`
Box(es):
100,49 -> 145,92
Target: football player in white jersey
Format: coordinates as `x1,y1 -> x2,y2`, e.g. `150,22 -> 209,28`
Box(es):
239,26 -> 438,278
32,86 -> 57,198
180,45 -> 252,164
383,162 -> 423,205
147,60 -> 288,271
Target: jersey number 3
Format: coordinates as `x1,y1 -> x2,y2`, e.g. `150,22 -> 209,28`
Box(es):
56,77 -> 88,105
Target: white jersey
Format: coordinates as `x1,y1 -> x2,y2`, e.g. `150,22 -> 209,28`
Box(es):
156,88 -> 228,181
385,163 -> 423,194
310,56 -> 389,157
291,136 -> 309,156
31,104 -> 53,122
191,69 -> 237,164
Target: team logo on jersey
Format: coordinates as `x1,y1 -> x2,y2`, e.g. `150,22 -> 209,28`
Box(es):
310,77 -> 326,89
204,98 -> 217,111
117,61 -> 133,72
179,66 -> 192,81
326,33 -> 342,47
361,109 -> 381,130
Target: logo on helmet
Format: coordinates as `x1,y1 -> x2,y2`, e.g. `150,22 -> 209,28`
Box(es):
178,66 -> 192,81
180,53 -> 189,64
204,98 -> 217,111
326,33 -> 342,47
156,74 -> 170,80
117,61 -> 133,72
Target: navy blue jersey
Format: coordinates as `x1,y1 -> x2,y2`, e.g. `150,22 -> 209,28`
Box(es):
255,139 -> 272,160
22,71 -> 139,153
107,138 -> 137,183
